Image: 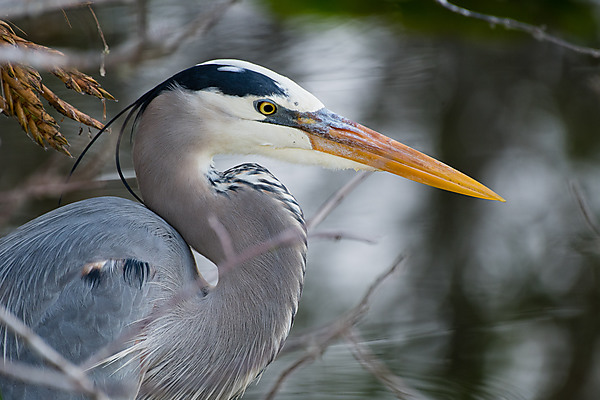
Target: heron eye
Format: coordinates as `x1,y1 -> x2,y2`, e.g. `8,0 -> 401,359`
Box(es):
256,101 -> 277,116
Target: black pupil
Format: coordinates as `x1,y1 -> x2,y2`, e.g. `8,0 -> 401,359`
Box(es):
262,103 -> 274,114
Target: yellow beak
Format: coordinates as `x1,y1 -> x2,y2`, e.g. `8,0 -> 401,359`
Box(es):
298,109 -> 504,202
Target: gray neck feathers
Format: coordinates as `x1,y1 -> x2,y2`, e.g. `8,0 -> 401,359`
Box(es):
131,91 -> 307,399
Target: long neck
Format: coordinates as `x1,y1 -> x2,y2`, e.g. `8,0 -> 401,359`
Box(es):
132,93 -> 307,399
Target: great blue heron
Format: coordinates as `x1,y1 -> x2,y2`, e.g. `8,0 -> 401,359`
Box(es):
0,59 -> 503,399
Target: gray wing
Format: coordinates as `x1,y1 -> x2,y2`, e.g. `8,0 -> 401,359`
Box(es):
0,196 -> 199,399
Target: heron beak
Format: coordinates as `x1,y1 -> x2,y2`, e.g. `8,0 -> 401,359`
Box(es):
298,109 -> 504,201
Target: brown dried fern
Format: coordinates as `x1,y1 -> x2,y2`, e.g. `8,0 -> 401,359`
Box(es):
0,20 -> 115,156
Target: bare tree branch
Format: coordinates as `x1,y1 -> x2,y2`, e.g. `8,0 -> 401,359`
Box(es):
266,254 -> 407,398
0,138 -> 114,228
0,0 -> 240,73
436,0 -> 600,58
282,253 -> 407,356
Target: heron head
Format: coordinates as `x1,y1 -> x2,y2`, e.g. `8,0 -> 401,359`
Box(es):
136,59 -> 503,201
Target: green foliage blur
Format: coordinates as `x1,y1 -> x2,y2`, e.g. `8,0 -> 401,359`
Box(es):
260,0 -> 599,42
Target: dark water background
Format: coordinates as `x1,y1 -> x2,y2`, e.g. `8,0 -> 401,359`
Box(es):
2,1 -> 600,399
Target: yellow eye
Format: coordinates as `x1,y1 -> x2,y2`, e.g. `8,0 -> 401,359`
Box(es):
257,101 -> 277,116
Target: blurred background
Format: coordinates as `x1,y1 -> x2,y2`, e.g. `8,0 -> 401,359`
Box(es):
2,0 -> 600,399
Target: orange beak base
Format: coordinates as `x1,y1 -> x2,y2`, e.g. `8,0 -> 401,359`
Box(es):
298,109 -> 504,202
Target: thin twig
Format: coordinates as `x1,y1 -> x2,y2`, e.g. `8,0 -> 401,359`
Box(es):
0,46 -> 69,69
569,180 -> 600,236
211,170 -> 373,276
163,0 -> 239,55
0,144 -> 114,228
87,3 -> 110,76
359,253 -> 406,309
0,178 -> 104,226
436,0 -> 600,58
0,1 -> 239,73
266,254 -> 407,398
208,215 -> 236,259
345,329 -> 423,400
309,229 -> 378,244
306,171 -> 372,231
218,226 -> 306,276
282,253 -> 406,356
135,0 -> 149,44
0,305 -> 109,400
85,207 -> 309,371
0,360 -> 91,395
263,353 -> 317,400
78,282 -> 202,373
3,0 -> 118,19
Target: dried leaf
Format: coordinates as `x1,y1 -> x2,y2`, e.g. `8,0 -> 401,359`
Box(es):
52,67 -> 115,101
2,72 -> 14,112
0,19 -> 115,155
13,99 -> 27,131
40,84 -> 104,130
27,115 -> 42,144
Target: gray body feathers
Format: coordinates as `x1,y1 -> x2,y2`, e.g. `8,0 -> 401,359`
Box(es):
0,172 -> 306,400
0,197 -> 197,399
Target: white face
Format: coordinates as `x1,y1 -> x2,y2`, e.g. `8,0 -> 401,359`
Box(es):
177,60 -> 371,171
